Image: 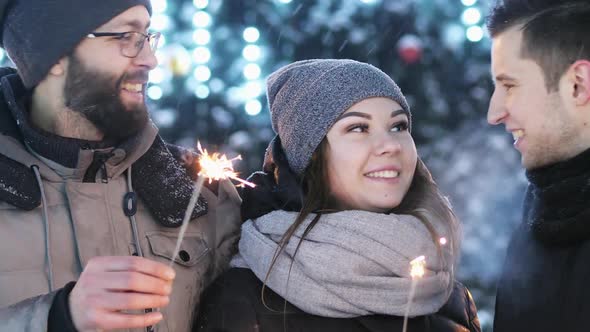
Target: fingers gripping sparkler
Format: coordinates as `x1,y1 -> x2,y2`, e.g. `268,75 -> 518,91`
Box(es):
168,142 -> 255,268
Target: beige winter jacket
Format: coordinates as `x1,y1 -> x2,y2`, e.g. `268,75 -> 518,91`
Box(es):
0,74 -> 241,331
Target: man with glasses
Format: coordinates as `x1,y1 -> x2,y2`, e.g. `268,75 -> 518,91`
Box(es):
0,1 -> 241,331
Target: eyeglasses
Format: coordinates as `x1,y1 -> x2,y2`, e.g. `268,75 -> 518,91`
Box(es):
86,31 -> 161,58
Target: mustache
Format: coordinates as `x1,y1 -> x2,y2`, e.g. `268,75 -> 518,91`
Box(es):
117,70 -> 150,87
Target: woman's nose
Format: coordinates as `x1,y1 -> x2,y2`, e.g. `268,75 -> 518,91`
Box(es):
374,132 -> 402,156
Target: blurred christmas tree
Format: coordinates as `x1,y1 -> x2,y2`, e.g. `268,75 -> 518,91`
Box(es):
148,0 -> 494,167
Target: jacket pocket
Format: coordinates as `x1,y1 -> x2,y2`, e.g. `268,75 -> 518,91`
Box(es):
146,231 -> 211,267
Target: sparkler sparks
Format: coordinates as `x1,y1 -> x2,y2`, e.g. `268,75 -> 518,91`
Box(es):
409,255 -> 426,278
169,143 -> 255,268
403,255 -> 427,332
196,142 -> 255,188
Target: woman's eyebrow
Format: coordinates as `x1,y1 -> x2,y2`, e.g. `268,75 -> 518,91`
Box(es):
336,112 -> 371,121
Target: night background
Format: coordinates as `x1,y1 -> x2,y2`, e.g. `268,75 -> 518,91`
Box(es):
0,0 -> 527,330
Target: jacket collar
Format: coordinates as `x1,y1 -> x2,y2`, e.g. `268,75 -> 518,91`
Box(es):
525,147 -> 590,245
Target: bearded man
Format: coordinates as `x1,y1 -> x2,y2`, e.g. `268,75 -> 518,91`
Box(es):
0,1 -> 241,331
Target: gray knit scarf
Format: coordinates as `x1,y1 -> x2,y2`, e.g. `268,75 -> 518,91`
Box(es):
230,209 -> 453,318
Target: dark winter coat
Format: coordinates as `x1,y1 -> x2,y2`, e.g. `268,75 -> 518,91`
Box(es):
494,148 -> 590,332
195,267 -> 480,332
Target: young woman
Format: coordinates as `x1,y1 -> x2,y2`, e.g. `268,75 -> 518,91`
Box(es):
195,59 -> 480,332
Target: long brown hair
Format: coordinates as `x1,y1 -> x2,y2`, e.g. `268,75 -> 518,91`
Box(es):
262,137 -> 460,308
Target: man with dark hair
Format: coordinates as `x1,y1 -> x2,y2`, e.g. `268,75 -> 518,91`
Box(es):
487,1 -> 590,331
0,1 -> 241,331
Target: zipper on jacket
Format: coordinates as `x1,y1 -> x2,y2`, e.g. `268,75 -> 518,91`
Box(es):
83,151 -> 114,183
100,163 -> 108,183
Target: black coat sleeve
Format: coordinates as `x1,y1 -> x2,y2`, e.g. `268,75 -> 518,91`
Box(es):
431,282 -> 481,332
48,281 -> 78,332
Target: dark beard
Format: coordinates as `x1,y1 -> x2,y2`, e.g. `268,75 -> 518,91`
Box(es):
63,54 -> 149,141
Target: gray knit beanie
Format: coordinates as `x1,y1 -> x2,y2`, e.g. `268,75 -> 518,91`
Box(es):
0,0 -> 152,88
267,59 -> 411,176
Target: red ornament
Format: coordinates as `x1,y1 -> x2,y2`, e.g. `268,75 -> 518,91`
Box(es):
397,35 -> 423,64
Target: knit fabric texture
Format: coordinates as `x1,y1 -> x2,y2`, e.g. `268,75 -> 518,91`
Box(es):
266,59 -> 411,175
231,209 -> 452,318
0,0 -> 152,88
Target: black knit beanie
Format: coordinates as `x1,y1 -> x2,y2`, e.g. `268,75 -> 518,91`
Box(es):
0,0 -> 152,88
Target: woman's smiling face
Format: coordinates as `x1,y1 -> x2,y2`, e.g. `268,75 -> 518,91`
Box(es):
324,97 -> 417,212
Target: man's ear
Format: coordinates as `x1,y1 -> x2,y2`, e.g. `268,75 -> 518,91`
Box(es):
569,60 -> 590,106
48,57 -> 68,76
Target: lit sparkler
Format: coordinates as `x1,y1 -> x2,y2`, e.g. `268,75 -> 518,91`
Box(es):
195,142 -> 256,187
168,143 -> 255,268
402,255 -> 426,332
409,255 -> 426,278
